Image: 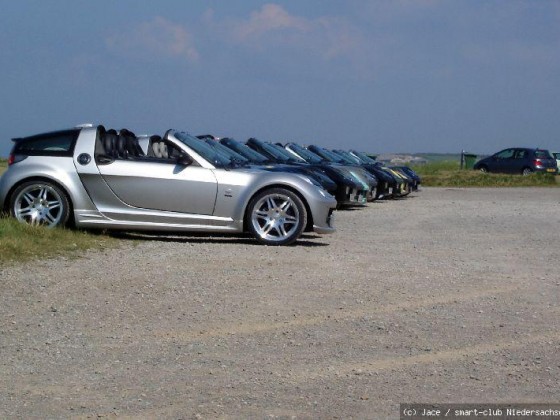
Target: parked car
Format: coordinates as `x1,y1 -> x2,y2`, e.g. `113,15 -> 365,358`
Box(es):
330,149 -> 398,199
301,144 -> 382,200
0,125 -> 337,245
473,148 -> 558,175
196,135 -> 339,196
392,166 -> 421,191
244,138 -> 369,207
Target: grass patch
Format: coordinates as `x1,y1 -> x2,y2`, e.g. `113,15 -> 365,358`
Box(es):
0,158 -> 7,176
410,160 -> 559,187
0,217 -> 117,266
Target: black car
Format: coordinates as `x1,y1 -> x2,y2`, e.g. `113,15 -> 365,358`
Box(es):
296,144 -> 380,200
392,166 -> 421,191
196,135 -> 338,195
243,138 -> 368,207
331,149 -> 398,198
473,148 -> 558,175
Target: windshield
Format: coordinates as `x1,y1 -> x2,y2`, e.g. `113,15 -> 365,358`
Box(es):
220,138 -> 268,163
269,143 -> 306,163
336,150 -> 363,164
248,139 -> 291,163
535,150 -> 553,159
175,132 -> 232,168
203,139 -> 250,166
332,150 -> 360,165
351,150 -> 377,164
286,143 -> 323,164
310,145 -> 345,163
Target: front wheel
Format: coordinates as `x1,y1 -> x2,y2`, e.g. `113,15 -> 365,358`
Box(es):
246,188 -> 307,245
478,165 -> 488,173
9,181 -> 71,228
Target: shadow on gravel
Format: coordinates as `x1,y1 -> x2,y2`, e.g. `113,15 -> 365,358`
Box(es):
109,231 -> 329,247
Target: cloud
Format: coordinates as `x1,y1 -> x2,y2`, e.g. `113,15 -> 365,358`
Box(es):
228,3 -> 364,61
106,16 -> 199,62
233,3 -> 311,40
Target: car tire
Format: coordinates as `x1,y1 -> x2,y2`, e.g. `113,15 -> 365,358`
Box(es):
522,167 -> 533,176
246,188 -> 307,246
9,180 -> 71,228
479,165 -> 488,173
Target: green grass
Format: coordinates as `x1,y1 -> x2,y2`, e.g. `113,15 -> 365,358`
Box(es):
410,160 -> 559,187
0,158 -> 7,175
0,217 -> 117,266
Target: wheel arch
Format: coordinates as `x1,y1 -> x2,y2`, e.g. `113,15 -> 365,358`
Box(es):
4,176 -> 75,224
243,183 -> 314,232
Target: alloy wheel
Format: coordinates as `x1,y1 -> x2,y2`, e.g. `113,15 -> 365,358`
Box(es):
12,183 -> 66,227
250,193 -> 301,243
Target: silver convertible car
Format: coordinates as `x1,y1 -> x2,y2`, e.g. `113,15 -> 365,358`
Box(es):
0,125 -> 336,245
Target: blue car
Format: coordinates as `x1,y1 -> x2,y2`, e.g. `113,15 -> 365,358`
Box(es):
473,148 -> 558,175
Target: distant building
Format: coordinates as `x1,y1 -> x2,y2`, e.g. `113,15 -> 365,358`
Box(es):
376,154 -> 428,165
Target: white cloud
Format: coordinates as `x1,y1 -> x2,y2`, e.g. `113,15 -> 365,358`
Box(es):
106,16 -> 199,62
229,3 -> 364,61
233,3 -> 311,40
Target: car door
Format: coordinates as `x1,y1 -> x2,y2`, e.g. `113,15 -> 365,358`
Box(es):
491,149 -> 515,173
97,159 -> 218,215
510,149 -> 527,174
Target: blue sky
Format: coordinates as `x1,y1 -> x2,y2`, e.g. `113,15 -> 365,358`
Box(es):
1,0 -> 559,156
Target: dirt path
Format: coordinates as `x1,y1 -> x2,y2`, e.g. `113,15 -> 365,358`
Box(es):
1,187 -> 559,418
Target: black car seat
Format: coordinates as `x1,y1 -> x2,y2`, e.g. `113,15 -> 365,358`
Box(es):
104,129 -> 119,159
119,129 -> 144,159
115,134 -> 128,159
94,125 -> 107,160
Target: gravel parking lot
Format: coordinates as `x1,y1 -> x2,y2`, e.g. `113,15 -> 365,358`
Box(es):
1,187 -> 559,418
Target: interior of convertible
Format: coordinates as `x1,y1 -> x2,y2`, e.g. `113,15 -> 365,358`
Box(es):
94,125 -> 186,165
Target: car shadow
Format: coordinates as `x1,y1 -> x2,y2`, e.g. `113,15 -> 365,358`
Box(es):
108,231 -> 330,247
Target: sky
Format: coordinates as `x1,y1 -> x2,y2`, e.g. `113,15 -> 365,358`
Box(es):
1,0 -> 559,157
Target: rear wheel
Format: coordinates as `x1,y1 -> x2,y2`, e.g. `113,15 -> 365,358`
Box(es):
9,181 -> 70,228
522,167 -> 533,176
247,188 -> 307,246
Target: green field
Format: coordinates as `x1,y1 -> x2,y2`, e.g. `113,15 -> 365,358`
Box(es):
0,158 -> 6,175
410,160 -> 559,187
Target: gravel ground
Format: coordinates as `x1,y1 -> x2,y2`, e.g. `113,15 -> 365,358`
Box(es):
1,187 -> 559,419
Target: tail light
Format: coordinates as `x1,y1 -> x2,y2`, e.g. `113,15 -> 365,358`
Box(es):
534,159 -> 543,167
7,154 -> 27,166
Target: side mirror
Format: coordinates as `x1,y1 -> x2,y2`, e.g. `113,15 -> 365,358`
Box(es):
177,151 -> 193,166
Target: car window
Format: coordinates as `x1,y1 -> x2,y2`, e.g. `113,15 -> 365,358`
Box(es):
535,150 -> 553,159
495,149 -> 514,159
13,129 -> 80,157
513,150 -> 527,159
